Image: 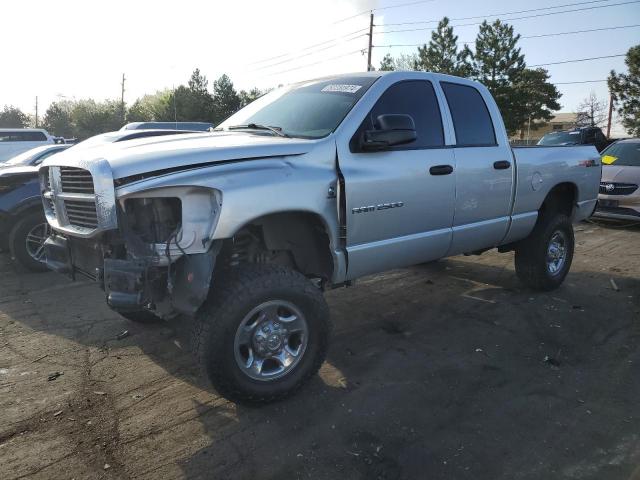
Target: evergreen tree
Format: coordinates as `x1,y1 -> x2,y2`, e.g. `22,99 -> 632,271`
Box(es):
608,44 -> 640,136
212,74 -> 241,124
471,20 -> 560,135
413,17 -> 472,76
379,53 -> 395,71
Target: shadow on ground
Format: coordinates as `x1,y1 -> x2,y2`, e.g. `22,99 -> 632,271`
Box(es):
1,221 -> 639,479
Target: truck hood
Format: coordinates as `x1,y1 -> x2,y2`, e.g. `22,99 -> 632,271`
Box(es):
43,131 -> 316,180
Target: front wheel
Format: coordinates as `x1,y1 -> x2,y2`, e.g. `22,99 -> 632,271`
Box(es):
9,211 -> 50,273
192,264 -> 331,404
515,213 -> 574,291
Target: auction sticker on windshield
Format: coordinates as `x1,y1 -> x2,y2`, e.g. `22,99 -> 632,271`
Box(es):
321,84 -> 362,94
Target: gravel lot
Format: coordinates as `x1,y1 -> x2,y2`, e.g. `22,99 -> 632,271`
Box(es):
1,220 -> 639,480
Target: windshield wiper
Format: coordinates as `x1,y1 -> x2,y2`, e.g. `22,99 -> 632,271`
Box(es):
226,123 -> 289,138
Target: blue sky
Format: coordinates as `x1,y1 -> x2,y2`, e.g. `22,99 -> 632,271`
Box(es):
1,0 -> 637,134
366,0 -> 639,132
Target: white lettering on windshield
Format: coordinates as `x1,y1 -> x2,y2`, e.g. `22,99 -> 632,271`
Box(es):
321,84 -> 362,94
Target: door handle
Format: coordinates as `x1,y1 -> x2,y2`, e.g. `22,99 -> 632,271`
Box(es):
429,165 -> 454,175
493,160 -> 511,170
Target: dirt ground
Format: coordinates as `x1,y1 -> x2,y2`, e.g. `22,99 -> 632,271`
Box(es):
1,220 -> 639,480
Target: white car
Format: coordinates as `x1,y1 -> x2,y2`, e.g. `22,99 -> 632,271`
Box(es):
0,128 -> 55,163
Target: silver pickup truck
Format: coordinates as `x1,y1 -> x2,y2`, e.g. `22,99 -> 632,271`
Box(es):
40,72 -> 600,403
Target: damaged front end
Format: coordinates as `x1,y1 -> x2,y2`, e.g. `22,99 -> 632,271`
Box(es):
40,162 -> 223,318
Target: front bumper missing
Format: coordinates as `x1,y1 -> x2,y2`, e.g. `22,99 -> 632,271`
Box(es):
43,233 -> 220,316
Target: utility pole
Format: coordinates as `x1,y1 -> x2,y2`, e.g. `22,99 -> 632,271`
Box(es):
120,73 -> 126,125
606,92 -> 613,138
367,12 -> 374,71
35,96 -> 38,128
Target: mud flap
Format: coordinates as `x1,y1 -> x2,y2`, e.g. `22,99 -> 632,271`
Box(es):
170,241 -> 222,315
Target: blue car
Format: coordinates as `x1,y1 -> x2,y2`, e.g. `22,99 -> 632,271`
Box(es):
0,144 -> 70,271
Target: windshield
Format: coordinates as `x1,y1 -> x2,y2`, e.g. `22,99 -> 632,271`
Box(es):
601,141 -> 640,166
4,146 -> 65,166
538,131 -> 582,146
217,76 -> 378,139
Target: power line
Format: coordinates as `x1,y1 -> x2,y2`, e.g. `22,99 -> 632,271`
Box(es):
530,53 -> 626,67
373,23 -> 640,48
246,33 -> 367,72
246,28 -> 368,66
261,49 -> 365,78
382,0 -> 614,26
553,79 -> 607,84
333,0 -> 437,24
375,0 -> 640,34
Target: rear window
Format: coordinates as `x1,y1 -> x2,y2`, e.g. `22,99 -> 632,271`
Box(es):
601,142 -> 640,166
441,82 -> 496,147
0,131 -> 48,142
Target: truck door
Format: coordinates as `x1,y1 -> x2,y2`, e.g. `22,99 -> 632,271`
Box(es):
439,82 -> 514,255
336,80 -> 456,279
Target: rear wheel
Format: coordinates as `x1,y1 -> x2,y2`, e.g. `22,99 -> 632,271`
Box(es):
515,213 -> 574,291
192,264 -> 331,404
9,211 -> 50,272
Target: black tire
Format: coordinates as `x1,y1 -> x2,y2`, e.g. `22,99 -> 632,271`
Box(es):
117,310 -> 162,323
192,264 -> 331,404
9,211 -> 50,273
515,213 -> 574,291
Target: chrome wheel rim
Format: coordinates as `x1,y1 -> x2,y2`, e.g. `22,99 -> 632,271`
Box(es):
25,222 -> 50,263
546,230 -> 567,276
234,300 -> 309,382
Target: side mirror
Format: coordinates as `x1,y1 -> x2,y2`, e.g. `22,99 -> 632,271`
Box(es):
362,114 -> 417,151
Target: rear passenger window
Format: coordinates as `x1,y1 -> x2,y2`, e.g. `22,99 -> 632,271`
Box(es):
441,82 -> 496,147
354,80 -> 444,150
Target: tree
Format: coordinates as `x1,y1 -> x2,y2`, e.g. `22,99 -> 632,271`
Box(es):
42,101 -> 74,137
510,68 -> 562,137
239,87 -> 264,108
71,99 -> 122,139
379,53 -> 395,71
608,44 -> 640,136
576,92 -> 608,127
394,53 -> 419,71
126,90 -> 175,123
413,17 -> 473,76
212,74 -> 241,124
471,20 -> 561,135
0,106 -> 30,128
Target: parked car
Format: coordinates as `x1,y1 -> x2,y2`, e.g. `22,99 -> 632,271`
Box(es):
538,126 -> 610,152
1,129 -> 192,271
40,71 -> 600,403
121,122 -> 213,132
594,138 -> 640,221
0,144 -> 71,271
0,128 -> 55,163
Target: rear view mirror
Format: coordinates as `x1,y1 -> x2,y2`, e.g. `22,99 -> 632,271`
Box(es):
362,114 -> 417,151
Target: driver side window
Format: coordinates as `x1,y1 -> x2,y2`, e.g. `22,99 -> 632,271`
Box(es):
350,80 -> 444,152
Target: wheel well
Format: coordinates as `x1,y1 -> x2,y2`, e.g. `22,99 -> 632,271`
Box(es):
221,212 -> 334,282
540,183 -> 577,219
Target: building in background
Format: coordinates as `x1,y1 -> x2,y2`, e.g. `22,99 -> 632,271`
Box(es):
511,112 -> 579,145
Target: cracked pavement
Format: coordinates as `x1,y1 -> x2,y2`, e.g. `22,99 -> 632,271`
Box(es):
1,221 -> 639,479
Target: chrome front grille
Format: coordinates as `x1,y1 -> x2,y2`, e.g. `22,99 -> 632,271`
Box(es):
599,182 -> 638,196
43,166 -> 99,232
40,159 -> 117,238
60,167 -> 95,194
64,200 -> 99,228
